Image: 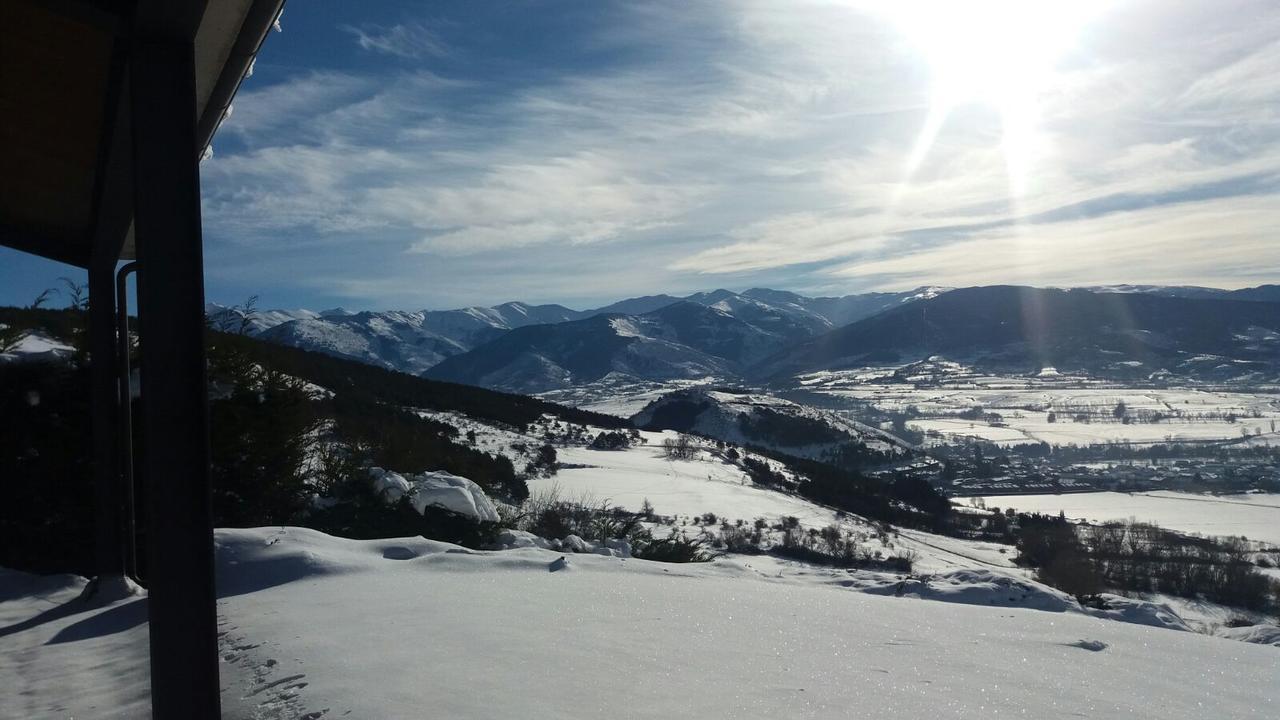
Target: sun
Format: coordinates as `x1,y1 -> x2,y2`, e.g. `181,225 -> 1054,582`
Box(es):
885,0 -> 1104,196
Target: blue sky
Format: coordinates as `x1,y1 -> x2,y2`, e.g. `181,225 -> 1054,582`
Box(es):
3,0 -> 1279,311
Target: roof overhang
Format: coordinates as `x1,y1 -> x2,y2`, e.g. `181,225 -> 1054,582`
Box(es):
0,0 -> 284,268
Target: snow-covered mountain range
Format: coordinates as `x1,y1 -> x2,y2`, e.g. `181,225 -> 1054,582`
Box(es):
210,284 -> 1280,392
207,287 -> 944,381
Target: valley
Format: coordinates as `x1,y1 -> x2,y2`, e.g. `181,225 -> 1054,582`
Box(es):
5,284 -> 1279,719
2,293 -> 1280,717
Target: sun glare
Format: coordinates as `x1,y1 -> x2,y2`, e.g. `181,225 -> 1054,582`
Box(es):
887,0 -> 1103,197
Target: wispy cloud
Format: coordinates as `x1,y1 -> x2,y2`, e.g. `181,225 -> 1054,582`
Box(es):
827,193 -> 1280,290
220,71 -> 374,139
341,22 -> 449,60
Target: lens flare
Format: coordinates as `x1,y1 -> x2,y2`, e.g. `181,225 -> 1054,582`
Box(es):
886,0 -> 1104,198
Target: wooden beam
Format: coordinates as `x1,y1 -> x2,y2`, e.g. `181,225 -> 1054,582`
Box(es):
130,33 -> 220,719
88,249 -> 123,582
133,0 -> 208,40
86,40 -> 135,262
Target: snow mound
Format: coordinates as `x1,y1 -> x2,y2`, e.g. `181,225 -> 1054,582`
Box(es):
1215,623 -> 1280,647
79,573 -> 146,605
855,568 -> 1078,612
1087,594 -> 1191,632
851,572 -> 1194,632
369,468 -> 500,522
0,331 -> 74,363
492,529 -> 631,557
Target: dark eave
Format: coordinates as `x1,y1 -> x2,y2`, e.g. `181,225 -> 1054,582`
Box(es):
0,0 -> 285,268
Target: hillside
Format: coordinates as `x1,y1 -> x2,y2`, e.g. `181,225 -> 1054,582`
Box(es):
631,387 -> 909,462
211,330 -> 629,431
757,286 -> 1280,381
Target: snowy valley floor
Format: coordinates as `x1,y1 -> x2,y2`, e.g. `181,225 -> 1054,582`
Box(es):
3,527 -> 1277,719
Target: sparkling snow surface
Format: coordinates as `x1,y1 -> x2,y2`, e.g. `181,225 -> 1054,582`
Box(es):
211,530 -> 1276,718
5,529 -> 1277,718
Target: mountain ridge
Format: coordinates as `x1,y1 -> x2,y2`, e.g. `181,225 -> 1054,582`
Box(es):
208,286 -> 948,379
756,285 -> 1280,382
209,283 -> 1280,391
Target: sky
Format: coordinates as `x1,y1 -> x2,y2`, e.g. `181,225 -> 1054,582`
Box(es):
3,0 -> 1279,311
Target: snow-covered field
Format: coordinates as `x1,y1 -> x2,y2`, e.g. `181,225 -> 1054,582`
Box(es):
538,375 -> 721,417
801,368 -> 1280,447
545,432 -> 832,527
530,431 -> 1014,573
5,529 -> 1276,719
975,491 -> 1280,546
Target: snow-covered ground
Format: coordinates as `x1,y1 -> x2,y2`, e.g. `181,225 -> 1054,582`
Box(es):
14,389 -> 1276,717
975,491 -> 1280,546
6,529 -> 1276,719
0,570 -> 151,719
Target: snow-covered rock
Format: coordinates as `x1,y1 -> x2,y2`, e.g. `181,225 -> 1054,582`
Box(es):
495,529 -> 555,550
369,468 -> 500,522
408,471 -> 500,522
601,537 -> 632,558
370,467 -> 412,503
